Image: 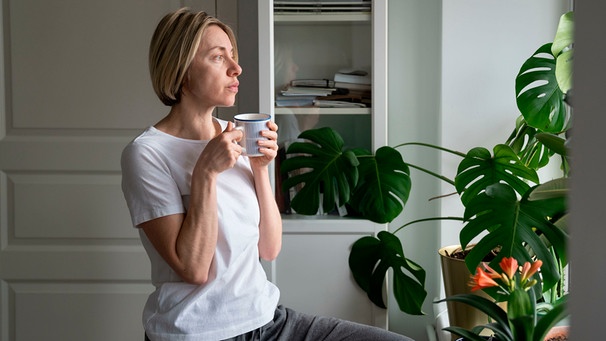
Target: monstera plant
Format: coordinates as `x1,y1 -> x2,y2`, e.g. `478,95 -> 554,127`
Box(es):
280,12 -> 573,317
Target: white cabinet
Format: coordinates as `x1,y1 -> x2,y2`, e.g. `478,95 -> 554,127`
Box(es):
256,0 -> 389,328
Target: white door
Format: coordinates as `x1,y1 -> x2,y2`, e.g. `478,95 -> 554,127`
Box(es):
0,1 -> 234,340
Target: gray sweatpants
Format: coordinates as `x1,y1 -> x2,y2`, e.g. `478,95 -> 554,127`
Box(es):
223,305 -> 414,341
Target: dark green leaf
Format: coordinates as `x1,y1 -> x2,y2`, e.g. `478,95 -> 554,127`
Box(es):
455,144 -> 539,206
506,118 -> 554,170
535,133 -> 567,157
461,183 -> 568,291
441,327 -> 489,341
349,147 -> 411,223
281,127 -> 359,215
437,294 -> 510,331
515,43 -> 569,133
349,231 -> 427,315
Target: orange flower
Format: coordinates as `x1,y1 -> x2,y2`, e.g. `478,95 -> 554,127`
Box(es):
499,257 -> 518,281
482,263 -> 502,279
521,259 -> 542,283
470,266 -> 500,291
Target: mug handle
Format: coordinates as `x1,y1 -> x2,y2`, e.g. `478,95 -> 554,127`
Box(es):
233,125 -> 246,155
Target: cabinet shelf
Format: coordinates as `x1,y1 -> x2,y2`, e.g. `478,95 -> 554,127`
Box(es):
275,107 -> 370,115
282,214 -> 383,233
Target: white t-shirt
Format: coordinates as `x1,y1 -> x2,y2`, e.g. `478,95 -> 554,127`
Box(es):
121,119 -> 280,341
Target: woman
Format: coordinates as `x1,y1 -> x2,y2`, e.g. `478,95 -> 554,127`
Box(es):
121,8 -> 413,341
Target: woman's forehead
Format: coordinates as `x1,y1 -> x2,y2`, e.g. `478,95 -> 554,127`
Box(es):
200,25 -> 233,51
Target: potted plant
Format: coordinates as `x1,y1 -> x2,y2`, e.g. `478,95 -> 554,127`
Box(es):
438,257 -> 569,341
280,9 -> 573,326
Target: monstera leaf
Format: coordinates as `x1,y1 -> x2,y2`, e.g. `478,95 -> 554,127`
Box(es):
349,231 -> 427,315
281,127 -> 411,224
506,117 -> 569,175
552,11 -> 574,94
348,147 -> 411,224
281,127 -> 359,215
460,183 -> 568,291
455,144 -> 539,207
515,43 -> 568,133
506,117 -> 553,170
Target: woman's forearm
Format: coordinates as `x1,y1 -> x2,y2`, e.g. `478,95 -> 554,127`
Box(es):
176,172 -> 219,284
253,166 -> 282,260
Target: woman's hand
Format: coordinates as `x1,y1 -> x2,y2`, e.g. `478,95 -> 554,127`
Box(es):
249,120 -> 279,169
194,122 -> 244,176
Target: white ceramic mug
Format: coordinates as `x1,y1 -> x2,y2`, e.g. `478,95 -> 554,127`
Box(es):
233,113 -> 271,157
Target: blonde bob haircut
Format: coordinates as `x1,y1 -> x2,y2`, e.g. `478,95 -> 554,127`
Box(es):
149,8 -> 238,106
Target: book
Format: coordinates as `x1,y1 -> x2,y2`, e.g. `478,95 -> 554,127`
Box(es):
334,81 -> 371,91
313,100 -> 366,108
280,86 -> 336,96
290,79 -> 336,88
333,72 -> 371,85
275,95 -> 316,107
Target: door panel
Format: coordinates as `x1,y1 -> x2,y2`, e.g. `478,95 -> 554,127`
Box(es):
11,282 -> 150,341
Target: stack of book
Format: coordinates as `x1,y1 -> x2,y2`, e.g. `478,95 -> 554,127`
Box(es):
331,69 -> 372,106
276,84 -> 338,107
276,71 -> 371,108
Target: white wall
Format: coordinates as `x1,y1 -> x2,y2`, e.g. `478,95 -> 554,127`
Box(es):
387,1 -> 442,339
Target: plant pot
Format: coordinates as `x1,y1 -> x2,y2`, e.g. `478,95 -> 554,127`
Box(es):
454,325 -> 568,341
544,325 -> 569,341
439,245 -> 502,340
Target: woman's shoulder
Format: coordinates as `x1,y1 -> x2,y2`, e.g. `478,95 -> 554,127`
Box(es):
121,127 -> 174,165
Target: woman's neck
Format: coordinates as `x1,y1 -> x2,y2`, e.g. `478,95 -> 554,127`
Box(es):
154,105 -> 220,140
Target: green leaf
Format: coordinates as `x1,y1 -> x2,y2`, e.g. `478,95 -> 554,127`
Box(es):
506,117 -> 554,171
507,288 -> 534,320
528,178 -> 568,201
348,147 -> 412,223
555,49 -> 573,94
535,133 -> 567,158
516,43 -> 568,133
437,294 -> 511,336
349,231 -> 427,315
461,183 -> 568,291
551,12 -> 574,57
534,295 -> 569,340
441,327 -> 489,341
455,144 -> 539,207
281,127 -> 359,215
551,11 -> 574,93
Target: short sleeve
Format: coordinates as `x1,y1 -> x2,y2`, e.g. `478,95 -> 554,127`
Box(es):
121,141 -> 185,227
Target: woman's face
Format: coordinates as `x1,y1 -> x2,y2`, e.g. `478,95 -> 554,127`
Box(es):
183,25 -> 242,108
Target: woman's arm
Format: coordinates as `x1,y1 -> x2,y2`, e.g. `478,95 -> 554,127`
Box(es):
253,166 -> 282,260
140,125 -> 244,285
250,121 -> 283,261
140,170 -> 219,285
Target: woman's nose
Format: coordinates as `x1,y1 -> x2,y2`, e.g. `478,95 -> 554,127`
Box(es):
229,60 -> 242,77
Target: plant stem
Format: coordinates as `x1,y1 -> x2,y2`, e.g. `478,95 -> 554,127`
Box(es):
406,163 -> 456,186
392,142 -> 465,186
393,142 -> 467,158
392,216 -> 464,235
